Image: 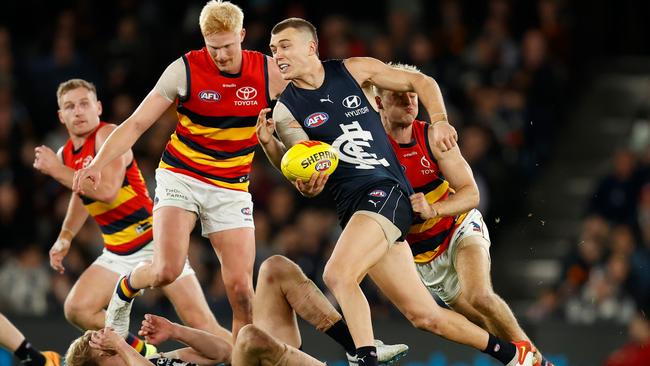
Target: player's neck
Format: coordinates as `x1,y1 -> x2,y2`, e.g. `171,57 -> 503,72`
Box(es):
69,134 -> 89,150
292,62 -> 324,90
387,122 -> 413,144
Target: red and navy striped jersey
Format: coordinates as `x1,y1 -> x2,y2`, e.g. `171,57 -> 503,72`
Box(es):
389,120 -> 468,263
159,48 -> 271,192
62,122 -> 153,255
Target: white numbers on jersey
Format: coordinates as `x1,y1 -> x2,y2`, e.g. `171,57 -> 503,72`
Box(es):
332,121 -> 390,170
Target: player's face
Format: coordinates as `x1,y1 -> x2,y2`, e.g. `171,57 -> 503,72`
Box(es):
381,91 -> 419,126
204,29 -> 244,74
270,28 -> 315,80
57,87 -> 102,138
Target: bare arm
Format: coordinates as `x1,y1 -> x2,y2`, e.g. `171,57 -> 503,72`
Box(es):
257,102 -> 308,170
89,328 -> 152,366
139,314 -> 230,365
50,193 -> 89,273
345,57 -> 457,149
411,130 -> 479,219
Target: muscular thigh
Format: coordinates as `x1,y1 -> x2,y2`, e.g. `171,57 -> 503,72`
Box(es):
453,236 -> 492,299
67,264 -> 120,309
152,205 -> 196,271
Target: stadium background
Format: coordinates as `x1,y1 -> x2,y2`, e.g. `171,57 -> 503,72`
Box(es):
1,0 -> 650,365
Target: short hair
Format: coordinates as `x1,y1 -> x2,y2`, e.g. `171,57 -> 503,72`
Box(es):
271,17 -> 318,45
56,79 -> 97,107
65,331 -> 99,366
372,62 -> 420,97
199,0 -> 244,37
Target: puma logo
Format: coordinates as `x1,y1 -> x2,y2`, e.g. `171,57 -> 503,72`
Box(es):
320,94 -> 333,103
368,199 -> 379,207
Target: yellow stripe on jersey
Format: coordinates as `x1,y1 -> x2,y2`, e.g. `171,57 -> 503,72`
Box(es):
102,217 -> 153,246
168,133 -> 254,168
178,113 -> 256,140
85,186 -> 137,216
412,212 -> 470,263
424,180 -> 450,205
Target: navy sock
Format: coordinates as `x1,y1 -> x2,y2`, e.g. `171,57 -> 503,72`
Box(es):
482,334 -> 516,365
355,346 -> 378,366
14,340 -> 46,366
325,320 -> 356,355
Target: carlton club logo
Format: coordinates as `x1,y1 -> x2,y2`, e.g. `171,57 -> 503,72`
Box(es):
199,90 -> 221,102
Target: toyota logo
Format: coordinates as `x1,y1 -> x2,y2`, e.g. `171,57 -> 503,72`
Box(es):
342,95 -> 361,109
236,86 -> 257,101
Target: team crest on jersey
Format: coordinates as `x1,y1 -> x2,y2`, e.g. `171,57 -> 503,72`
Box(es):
304,112 -> 329,128
82,155 -> 93,168
332,121 -> 390,169
368,189 -> 387,198
198,90 -> 221,102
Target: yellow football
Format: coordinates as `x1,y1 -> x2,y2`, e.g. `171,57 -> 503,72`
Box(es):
280,141 -> 339,182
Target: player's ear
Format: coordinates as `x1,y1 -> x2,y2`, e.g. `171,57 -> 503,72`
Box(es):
57,109 -> 65,124
96,100 -> 103,117
375,96 -> 384,110
240,28 -> 246,43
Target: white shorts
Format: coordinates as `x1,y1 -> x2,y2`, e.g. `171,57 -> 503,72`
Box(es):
93,241 -> 195,278
153,169 -> 255,236
415,209 -> 491,304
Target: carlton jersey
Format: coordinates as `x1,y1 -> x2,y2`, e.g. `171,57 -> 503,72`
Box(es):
62,122 -> 153,255
279,59 -> 413,221
389,120 -> 468,263
159,48 -> 271,192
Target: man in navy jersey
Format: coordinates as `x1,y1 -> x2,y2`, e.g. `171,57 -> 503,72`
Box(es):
256,17 -> 535,366
375,63 -> 552,366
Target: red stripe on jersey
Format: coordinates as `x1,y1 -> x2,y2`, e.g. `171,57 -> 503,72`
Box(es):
174,121 -> 258,152
165,142 -> 251,178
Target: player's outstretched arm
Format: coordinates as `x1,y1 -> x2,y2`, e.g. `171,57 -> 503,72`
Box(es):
72,90 -> 171,194
139,314 -> 231,365
344,57 -> 457,150
49,193 -> 88,274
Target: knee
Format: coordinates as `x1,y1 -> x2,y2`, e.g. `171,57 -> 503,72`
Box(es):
322,262 -> 352,292
235,324 -> 274,356
258,255 -> 298,284
63,296 -> 87,325
152,263 -> 182,287
467,291 -> 498,314
405,308 -> 445,335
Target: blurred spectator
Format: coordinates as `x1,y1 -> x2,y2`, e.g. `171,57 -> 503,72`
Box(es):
0,246 -> 50,316
588,149 -> 638,223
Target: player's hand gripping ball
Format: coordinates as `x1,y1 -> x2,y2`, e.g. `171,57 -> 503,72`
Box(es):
281,141 -> 339,182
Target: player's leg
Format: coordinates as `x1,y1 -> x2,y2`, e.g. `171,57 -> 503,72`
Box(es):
161,272 -> 233,344
208,227 -> 255,341
63,264 -> 118,330
0,313 -> 60,366
231,324 -> 325,366
368,242 -> 534,366
322,214 -> 392,360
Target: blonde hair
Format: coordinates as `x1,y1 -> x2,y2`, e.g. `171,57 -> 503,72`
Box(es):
65,331 -> 99,366
199,0 -> 244,36
56,78 -> 97,107
372,62 -> 420,97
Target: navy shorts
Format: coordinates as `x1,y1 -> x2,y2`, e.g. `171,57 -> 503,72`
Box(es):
340,182 -> 413,241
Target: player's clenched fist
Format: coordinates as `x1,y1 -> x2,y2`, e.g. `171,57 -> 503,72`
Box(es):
72,164 -> 101,194
410,192 -> 437,220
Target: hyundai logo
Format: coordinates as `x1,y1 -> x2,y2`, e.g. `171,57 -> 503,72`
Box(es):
342,95 -> 361,109
236,86 -> 258,100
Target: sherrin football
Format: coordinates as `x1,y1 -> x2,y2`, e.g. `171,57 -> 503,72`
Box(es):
280,141 -> 339,182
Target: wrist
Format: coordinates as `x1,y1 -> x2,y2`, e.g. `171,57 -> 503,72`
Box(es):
59,228 -> 74,242
431,118 -> 449,126
429,203 -> 440,217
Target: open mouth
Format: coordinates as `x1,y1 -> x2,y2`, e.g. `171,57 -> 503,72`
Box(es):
278,63 -> 289,72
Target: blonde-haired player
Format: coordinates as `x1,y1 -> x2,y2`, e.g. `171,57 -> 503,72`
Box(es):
72,0 -> 286,341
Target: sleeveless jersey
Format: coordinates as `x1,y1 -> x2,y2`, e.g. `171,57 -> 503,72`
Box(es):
159,48 -> 271,192
62,122 -> 153,255
278,60 -> 413,219
389,120 -> 468,263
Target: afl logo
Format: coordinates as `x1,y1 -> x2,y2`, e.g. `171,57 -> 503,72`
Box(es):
315,160 -> 332,172
241,207 -> 252,216
342,95 -> 361,109
236,86 -> 257,100
368,189 -> 387,198
199,90 -> 221,102
304,112 -> 329,128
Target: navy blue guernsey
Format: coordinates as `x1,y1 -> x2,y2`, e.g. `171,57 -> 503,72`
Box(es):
279,60 -> 414,221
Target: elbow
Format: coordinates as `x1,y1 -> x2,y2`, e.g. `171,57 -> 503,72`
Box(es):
470,188 -> 480,209
96,190 -> 119,204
